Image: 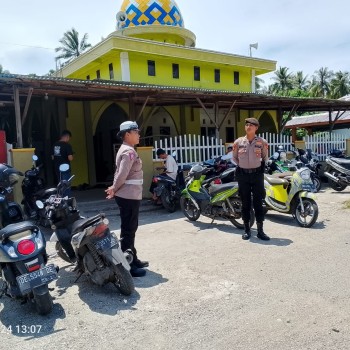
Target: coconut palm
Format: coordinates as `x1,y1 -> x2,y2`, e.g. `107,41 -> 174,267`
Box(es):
271,67 -> 293,94
255,77 -> 265,92
293,71 -> 309,91
311,67 -> 333,98
55,28 -> 91,61
329,71 -> 350,99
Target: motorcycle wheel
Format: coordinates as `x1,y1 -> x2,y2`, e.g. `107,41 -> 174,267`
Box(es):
33,286 -> 53,315
293,198 -> 318,228
113,264 -> 135,296
330,180 -> 347,192
228,198 -> 255,229
180,197 -> 200,221
161,189 -> 177,213
312,175 -> 322,192
55,242 -> 73,263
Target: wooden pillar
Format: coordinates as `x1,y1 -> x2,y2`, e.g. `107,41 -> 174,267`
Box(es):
13,86 -> 23,148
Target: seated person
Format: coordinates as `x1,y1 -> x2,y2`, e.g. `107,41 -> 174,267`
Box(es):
150,148 -> 178,202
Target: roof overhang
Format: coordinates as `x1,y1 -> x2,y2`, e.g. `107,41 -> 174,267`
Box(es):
2,74 -> 350,113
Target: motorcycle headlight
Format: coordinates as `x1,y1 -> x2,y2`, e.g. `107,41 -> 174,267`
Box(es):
300,169 -> 311,180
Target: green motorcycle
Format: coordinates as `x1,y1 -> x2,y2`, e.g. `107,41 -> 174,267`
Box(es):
180,164 -> 255,229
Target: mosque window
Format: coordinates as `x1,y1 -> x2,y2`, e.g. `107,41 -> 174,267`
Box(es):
86,75 -> 90,80
172,64 -> 179,79
109,63 -> 114,80
215,69 -> 220,83
96,70 -> 101,79
194,66 -> 200,81
234,71 -> 240,85
148,60 -> 156,76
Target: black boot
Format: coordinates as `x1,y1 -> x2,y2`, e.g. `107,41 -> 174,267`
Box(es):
133,258 -> 149,268
256,222 -> 270,241
242,222 -> 251,240
129,263 -> 147,277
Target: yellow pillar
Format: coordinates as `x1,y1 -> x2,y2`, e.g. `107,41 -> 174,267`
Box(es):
346,139 -> 350,156
9,148 -> 35,205
136,146 -> 155,199
294,140 -> 306,150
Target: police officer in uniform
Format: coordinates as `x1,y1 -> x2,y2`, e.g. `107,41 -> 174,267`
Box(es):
232,118 -> 270,241
105,121 -> 148,277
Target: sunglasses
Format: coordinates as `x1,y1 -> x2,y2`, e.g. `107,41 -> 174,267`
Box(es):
128,129 -> 140,135
245,122 -> 258,127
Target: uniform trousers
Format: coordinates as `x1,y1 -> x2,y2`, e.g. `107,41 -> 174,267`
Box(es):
236,170 -> 266,223
115,196 -> 141,259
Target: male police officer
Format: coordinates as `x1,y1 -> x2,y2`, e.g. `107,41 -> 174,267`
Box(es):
232,118 -> 270,241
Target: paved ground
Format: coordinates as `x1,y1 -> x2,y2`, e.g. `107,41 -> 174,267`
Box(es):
1,185 -> 350,350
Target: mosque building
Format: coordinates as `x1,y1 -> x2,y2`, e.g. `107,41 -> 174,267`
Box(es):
58,0 -> 277,183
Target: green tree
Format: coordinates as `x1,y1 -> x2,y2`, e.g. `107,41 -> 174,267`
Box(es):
255,77 -> 264,93
310,67 -> 333,98
292,71 -> 309,91
55,28 -> 92,61
271,67 -> 293,94
0,64 -> 10,74
329,71 -> 350,99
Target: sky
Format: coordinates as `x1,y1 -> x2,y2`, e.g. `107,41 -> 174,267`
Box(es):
1,0 -> 349,85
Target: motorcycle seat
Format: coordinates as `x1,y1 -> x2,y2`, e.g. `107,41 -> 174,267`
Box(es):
35,187 -> 57,198
209,182 -> 238,196
330,157 -> 350,169
0,221 -> 39,241
71,213 -> 104,235
271,171 -> 294,179
264,175 -> 290,186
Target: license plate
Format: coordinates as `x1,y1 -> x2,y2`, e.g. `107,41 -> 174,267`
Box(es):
94,235 -> 118,251
302,184 -> 315,192
16,264 -> 58,294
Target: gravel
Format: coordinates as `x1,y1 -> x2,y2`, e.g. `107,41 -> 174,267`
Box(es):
1,185 -> 350,350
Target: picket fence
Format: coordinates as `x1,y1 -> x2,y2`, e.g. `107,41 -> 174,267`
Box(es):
153,132 -> 349,167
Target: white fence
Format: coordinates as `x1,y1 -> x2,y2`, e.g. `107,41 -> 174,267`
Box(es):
153,135 -> 225,168
305,133 -> 347,160
152,132 -> 349,166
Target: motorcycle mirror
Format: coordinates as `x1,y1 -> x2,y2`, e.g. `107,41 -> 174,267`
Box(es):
32,155 -> 38,161
172,151 -> 177,158
59,163 -> 70,172
35,200 -> 44,209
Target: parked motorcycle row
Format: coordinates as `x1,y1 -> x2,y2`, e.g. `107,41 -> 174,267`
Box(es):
0,146 -> 347,315
0,157 -> 134,316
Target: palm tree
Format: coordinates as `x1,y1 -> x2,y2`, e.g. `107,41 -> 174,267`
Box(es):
271,67 -> 293,94
293,71 -> 309,91
329,71 -> 350,99
311,67 -> 333,98
55,28 -> 91,61
0,64 -> 10,74
255,77 -> 264,92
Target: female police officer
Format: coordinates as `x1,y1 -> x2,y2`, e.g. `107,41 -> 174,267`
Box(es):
105,121 -> 148,277
232,118 -> 270,241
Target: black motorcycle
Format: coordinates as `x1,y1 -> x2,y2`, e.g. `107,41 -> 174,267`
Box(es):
21,155 -> 56,220
323,153 -> 350,191
152,169 -> 185,213
52,213 -> 135,296
0,163 -> 24,228
0,221 -> 58,315
36,164 -> 81,262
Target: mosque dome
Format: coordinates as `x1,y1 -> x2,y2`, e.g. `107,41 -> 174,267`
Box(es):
116,0 -> 196,47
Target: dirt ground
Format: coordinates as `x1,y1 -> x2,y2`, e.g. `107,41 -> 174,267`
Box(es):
1,185 -> 350,350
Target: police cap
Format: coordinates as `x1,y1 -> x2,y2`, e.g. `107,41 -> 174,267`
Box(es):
119,121 -> 139,132
245,118 -> 259,126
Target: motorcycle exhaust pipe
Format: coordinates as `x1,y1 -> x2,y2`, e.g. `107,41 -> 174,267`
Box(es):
324,172 -> 339,183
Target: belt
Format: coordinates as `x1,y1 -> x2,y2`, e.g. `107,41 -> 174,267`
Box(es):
240,167 -> 261,174
125,179 -> 143,185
